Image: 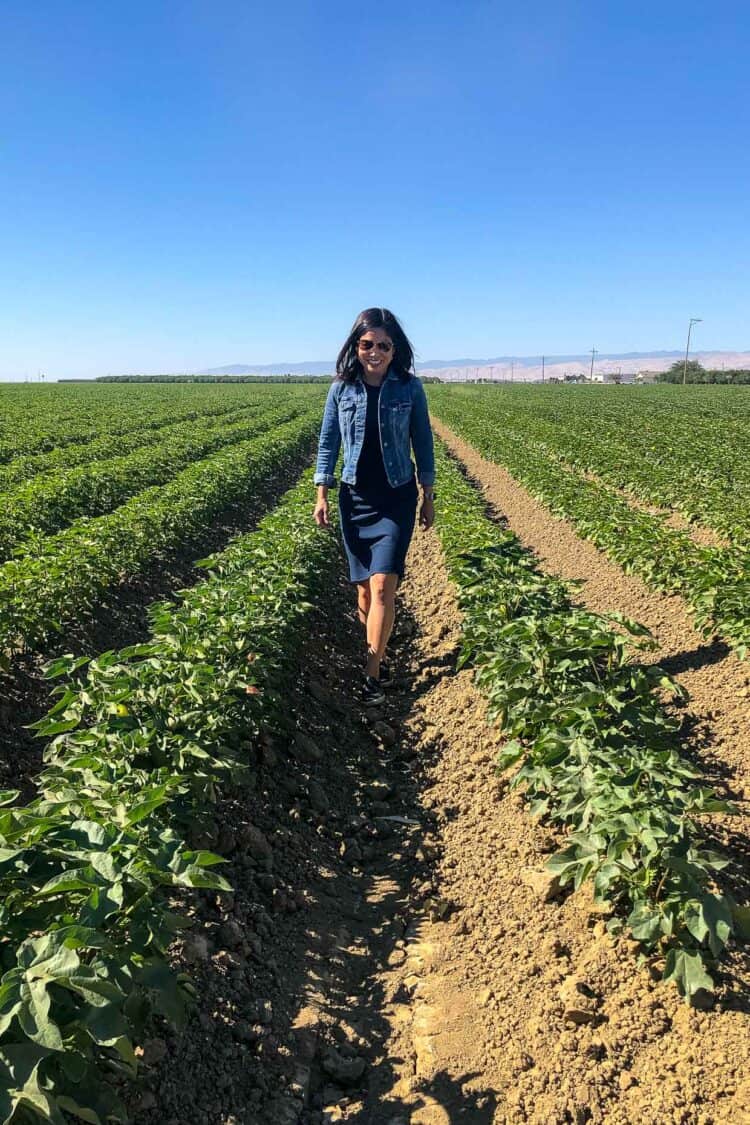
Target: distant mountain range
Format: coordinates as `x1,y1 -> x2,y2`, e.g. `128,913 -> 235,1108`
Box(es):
200,350 -> 750,382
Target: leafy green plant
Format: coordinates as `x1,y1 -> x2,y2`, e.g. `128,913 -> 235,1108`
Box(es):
0,467 -> 341,1121
0,403 -> 308,559
433,439 -> 740,1003
428,384 -> 750,657
0,410 -> 321,658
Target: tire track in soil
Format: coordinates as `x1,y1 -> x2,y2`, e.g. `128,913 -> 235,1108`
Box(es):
137,440 -> 749,1125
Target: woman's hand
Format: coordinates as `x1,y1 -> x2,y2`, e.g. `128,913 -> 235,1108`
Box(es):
419,497 -> 435,531
313,498 -> 330,528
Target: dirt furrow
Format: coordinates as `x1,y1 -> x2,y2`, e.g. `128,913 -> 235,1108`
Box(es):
352,484 -> 750,1125
133,443 -> 749,1124
576,466 -> 729,550
431,418 -> 750,804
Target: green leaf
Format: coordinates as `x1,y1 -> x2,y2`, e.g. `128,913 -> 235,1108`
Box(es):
57,1053 -> 130,1120
125,790 -> 169,825
19,979 -> 64,1050
84,1002 -> 134,1059
88,851 -> 120,883
496,739 -> 524,770
9,1067 -> 67,1124
181,849 -> 227,868
62,972 -> 123,1009
0,848 -> 25,867
171,864 -> 232,891
700,894 -> 733,957
32,717 -> 81,736
663,948 -> 714,1002
37,868 -> 100,897
628,903 -> 662,944
137,959 -> 191,1026
51,925 -> 109,951
20,937 -> 80,979
0,973 -> 24,1037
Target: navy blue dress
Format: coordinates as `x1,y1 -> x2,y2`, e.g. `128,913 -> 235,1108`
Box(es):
339,382 -> 418,584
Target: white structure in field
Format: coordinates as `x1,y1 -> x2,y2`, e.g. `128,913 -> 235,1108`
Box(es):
591,370 -> 637,385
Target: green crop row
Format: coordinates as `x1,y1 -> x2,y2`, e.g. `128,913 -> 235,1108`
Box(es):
0,412 -> 320,658
0,386 -> 244,463
0,403 -> 307,562
524,420 -> 750,548
0,468 -> 340,1123
428,384 -> 750,546
0,392 -> 318,494
429,390 -> 750,659
433,440 -> 741,1003
0,384 -> 325,464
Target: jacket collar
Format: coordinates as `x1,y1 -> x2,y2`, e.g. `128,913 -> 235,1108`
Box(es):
355,364 -> 398,387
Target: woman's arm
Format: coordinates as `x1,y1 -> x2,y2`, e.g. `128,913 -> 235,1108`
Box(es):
410,378 -> 435,530
410,378 -> 435,488
313,483 -> 330,527
313,382 -> 341,488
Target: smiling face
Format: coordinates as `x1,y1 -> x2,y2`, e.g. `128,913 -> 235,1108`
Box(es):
356,328 -> 394,382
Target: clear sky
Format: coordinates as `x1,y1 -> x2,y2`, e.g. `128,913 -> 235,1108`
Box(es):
2,1 -> 749,379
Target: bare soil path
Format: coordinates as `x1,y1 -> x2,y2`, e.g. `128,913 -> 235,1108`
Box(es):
352,508 -> 750,1125
135,430 -> 749,1125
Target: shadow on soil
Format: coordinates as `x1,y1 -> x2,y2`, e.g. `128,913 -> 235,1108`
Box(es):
137,554 -> 503,1124
274,570 -> 502,1124
658,637 -> 733,677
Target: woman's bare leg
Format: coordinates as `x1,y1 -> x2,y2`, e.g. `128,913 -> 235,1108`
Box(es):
365,572 -> 399,679
356,581 -> 371,630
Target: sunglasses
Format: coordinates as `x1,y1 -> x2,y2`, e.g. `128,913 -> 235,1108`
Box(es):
358,339 -> 393,353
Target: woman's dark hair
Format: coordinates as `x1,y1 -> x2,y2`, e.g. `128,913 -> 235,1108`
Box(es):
335,308 -> 415,383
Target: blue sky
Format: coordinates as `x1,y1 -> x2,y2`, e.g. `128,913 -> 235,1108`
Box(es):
2,1 -> 749,379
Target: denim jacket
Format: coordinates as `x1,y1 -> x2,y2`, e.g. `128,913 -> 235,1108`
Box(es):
314,368 -> 435,489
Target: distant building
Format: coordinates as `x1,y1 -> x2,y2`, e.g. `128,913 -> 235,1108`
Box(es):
591,371 -> 635,385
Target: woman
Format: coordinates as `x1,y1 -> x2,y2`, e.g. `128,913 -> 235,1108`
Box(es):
313,308 -> 436,704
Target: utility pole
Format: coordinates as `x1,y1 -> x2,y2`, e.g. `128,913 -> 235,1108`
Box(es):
511,361 -> 515,383
589,347 -> 598,382
541,355 -> 545,383
683,318 -> 702,384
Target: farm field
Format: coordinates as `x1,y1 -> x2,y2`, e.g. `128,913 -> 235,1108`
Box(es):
429,384 -> 750,657
0,383 -> 326,808
0,381 -> 748,1124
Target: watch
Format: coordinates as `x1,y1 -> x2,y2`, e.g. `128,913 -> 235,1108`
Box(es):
423,489 -> 436,500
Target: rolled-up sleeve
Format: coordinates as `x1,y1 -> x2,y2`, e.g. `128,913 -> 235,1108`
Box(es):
313,381 -> 341,487
410,378 -> 435,487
